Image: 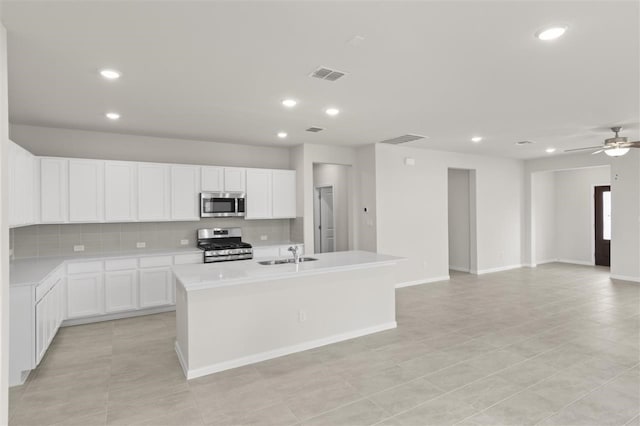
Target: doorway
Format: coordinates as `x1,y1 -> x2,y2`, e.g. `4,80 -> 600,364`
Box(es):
314,186 -> 335,253
594,185 -> 611,267
447,168 -> 478,273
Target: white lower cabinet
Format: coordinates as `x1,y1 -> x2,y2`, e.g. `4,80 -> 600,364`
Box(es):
35,277 -> 64,365
66,273 -> 104,319
104,270 -> 138,313
139,267 -> 173,308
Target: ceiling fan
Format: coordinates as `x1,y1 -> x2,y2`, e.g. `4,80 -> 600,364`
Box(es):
565,126 -> 640,157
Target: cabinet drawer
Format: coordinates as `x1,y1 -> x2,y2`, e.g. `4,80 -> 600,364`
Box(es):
139,255 -> 173,268
105,258 -> 138,271
174,253 -> 202,265
67,261 -> 103,274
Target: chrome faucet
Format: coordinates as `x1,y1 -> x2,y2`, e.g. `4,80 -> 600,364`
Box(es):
288,245 -> 301,264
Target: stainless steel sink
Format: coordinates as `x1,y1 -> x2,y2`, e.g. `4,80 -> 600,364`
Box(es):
258,257 -> 318,265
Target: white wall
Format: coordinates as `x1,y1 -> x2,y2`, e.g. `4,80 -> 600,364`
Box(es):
10,124 -> 290,169
555,166 -> 610,265
354,145 -> 377,252
610,150 -> 640,281
375,144 -> 523,285
313,163 -> 350,252
524,152 -> 638,282
0,18 -> 9,425
532,171 -> 556,264
448,169 -> 470,272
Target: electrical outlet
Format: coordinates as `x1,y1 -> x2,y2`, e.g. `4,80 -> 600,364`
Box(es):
298,310 -> 307,322
73,245 -> 85,252
260,235 -> 268,241
136,242 -> 146,249
180,239 -> 189,246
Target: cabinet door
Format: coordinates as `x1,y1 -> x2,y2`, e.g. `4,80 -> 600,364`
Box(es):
69,159 -> 104,222
224,168 -> 246,192
40,158 -> 69,223
66,273 -> 104,318
245,169 -> 272,219
8,142 -> 18,226
19,148 -> 36,225
138,163 -> 170,221
201,167 -> 224,192
35,296 -> 48,364
104,270 -> 138,313
171,165 -> 200,220
139,268 -> 173,308
105,161 -> 137,222
272,170 -> 296,218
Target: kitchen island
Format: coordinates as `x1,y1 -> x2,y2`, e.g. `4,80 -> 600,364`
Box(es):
172,250 -> 402,380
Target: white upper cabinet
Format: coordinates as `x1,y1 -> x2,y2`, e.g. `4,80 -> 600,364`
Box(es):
201,167 -> 224,192
201,166 -> 246,192
69,159 -> 104,223
138,163 -> 171,221
245,169 -> 273,219
40,158 -> 69,223
105,161 -> 137,222
9,141 -> 37,228
246,169 -> 296,219
224,168 -> 246,192
272,170 -> 296,218
171,165 -> 200,220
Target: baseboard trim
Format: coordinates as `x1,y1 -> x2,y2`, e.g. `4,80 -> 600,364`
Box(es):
476,264 -> 522,275
556,259 -> 594,266
449,266 -> 470,273
62,305 -> 176,327
175,341 -> 189,378
395,276 -> 450,288
181,321 -> 398,380
609,274 -> 640,283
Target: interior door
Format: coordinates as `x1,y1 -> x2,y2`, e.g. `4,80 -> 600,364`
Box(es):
594,185 -> 611,267
316,186 -> 335,253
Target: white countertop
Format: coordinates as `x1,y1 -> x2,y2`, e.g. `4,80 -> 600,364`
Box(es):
173,250 -> 403,291
10,248 -> 201,287
249,240 -> 303,247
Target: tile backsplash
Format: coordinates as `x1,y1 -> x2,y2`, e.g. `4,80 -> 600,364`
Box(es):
10,218 -> 293,259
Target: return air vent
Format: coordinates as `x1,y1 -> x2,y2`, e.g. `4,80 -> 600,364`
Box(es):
310,66 -> 347,82
379,134 -> 427,144
306,127 -> 324,133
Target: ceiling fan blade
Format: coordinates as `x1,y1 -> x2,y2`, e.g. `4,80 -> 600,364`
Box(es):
591,149 -> 604,155
620,141 -> 640,148
564,145 -> 603,152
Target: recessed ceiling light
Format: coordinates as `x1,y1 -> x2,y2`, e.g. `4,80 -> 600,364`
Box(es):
536,26 -> 567,41
471,136 -> 483,143
546,147 -> 556,153
99,69 -> 121,80
277,132 -> 287,138
325,108 -> 340,116
282,99 -> 297,108
105,112 -> 120,120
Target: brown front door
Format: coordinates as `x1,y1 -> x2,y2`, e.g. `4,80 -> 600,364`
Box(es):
594,185 -> 611,267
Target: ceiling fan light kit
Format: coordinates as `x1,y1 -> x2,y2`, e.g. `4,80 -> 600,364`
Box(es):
604,147 -> 631,157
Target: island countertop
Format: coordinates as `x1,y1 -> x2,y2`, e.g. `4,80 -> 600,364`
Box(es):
173,250 -> 403,291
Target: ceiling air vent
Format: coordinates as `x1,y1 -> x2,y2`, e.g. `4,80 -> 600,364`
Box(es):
515,140 -> 535,145
306,127 -> 324,133
379,134 -> 427,144
310,66 -> 347,82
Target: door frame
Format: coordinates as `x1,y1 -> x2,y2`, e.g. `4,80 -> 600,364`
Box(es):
313,185 -> 336,253
590,183 -> 610,265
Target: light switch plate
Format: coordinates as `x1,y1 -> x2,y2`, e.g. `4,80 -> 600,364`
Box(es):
180,239 -> 189,246
136,242 -> 146,248
73,245 -> 85,252
260,235 -> 268,241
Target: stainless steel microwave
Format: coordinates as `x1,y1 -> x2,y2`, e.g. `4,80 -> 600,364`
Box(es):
200,192 -> 246,217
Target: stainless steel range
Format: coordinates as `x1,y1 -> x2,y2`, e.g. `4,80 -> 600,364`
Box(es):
197,228 -> 253,263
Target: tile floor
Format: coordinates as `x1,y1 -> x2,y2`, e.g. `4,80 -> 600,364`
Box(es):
9,263 -> 640,426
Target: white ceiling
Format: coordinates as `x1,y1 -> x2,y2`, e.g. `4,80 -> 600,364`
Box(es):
3,1 -> 639,159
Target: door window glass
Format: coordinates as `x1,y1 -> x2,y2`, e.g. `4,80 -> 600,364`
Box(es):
602,191 -> 611,240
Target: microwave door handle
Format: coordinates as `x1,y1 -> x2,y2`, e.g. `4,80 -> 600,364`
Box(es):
234,198 -> 239,213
